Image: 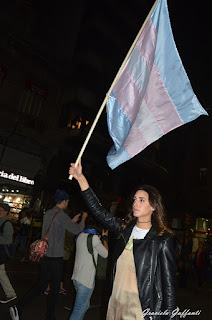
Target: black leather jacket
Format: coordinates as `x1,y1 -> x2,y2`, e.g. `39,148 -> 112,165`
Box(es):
82,188 -> 177,320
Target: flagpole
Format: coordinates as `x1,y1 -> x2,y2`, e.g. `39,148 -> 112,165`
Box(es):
69,0 -> 159,179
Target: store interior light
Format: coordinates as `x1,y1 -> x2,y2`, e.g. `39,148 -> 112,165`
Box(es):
6,189 -> 9,192
0,195 -> 2,198
2,189 -> 5,191
11,190 -> 14,192
16,190 -> 19,192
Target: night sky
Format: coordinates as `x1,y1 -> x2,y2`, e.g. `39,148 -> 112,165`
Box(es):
2,0 -> 208,108
33,0 -> 211,109
168,0 -> 211,110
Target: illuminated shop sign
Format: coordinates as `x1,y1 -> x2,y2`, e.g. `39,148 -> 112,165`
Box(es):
0,170 -> 34,185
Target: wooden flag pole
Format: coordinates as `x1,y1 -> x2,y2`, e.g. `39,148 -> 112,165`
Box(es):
69,0 -> 159,179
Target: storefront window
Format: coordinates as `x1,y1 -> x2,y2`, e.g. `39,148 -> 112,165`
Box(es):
0,188 -> 31,220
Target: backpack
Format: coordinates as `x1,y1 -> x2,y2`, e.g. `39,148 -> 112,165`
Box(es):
87,233 -> 108,280
29,211 -> 59,262
0,220 -> 13,265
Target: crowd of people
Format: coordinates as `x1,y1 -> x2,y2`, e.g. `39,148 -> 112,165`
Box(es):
176,229 -> 211,291
0,161 -> 212,320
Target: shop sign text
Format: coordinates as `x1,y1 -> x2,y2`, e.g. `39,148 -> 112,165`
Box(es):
0,170 -> 34,185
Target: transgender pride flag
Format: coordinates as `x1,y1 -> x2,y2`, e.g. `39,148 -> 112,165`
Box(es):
106,0 -> 208,169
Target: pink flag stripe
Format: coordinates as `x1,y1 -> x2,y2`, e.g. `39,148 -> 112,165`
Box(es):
112,18 -> 157,121
124,122 -> 149,158
112,62 -> 142,123
114,57 -> 183,136
136,19 -> 157,69
144,62 -> 184,133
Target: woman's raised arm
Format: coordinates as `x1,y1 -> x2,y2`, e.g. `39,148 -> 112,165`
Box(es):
69,159 -> 89,191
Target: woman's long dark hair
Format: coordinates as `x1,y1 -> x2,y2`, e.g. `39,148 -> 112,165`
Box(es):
123,185 -> 173,236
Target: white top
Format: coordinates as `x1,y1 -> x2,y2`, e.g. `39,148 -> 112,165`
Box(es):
72,233 -> 108,289
126,225 -> 150,250
20,216 -> 31,225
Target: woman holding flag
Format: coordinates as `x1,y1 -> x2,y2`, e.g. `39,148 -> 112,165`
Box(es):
69,160 -> 177,320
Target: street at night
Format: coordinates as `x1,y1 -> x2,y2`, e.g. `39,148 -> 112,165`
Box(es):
0,256 -> 212,320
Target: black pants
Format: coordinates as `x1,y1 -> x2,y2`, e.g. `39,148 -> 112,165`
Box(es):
197,269 -> 206,288
17,256 -> 63,320
178,260 -> 190,288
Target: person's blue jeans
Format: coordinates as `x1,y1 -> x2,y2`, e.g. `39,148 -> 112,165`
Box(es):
13,234 -> 28,259
69,279 -> 95,320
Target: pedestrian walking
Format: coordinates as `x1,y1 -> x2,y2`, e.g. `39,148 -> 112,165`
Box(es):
178,230 -> 193,288
0,203 -> 17,304
44,230 -> 76,296
12,209 -> 31,261
69,215 -> 108,320
9,189 -> 87,320
69,160 -> 177,320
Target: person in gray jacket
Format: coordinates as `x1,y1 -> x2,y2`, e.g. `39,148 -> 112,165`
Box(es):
10,189 -> 87,320
0,203 -> 17,304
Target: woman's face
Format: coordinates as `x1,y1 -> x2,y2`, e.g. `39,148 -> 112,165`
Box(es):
132,190 -> 155,220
